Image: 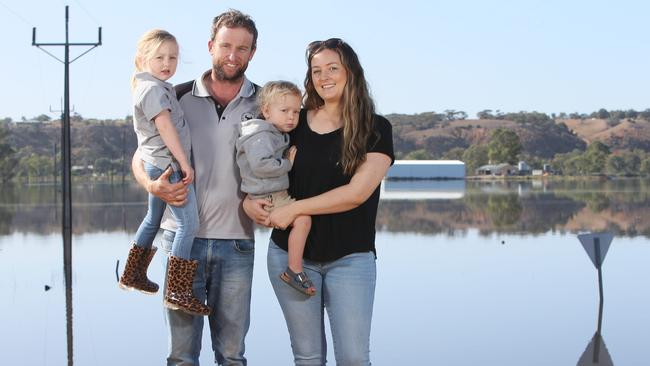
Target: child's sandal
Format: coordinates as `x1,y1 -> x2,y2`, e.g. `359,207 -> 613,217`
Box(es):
279,267 -> 316,296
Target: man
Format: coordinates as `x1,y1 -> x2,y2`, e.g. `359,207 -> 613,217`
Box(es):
131,9 -> 268,366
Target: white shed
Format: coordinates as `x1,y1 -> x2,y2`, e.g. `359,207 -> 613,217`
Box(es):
386,160 -> 465,179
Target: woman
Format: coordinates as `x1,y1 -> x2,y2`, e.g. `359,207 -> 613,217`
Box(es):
267,38 -> 394,366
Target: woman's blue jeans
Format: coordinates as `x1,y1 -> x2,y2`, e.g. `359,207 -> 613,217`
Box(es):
267,240 -> 376,366
133,161 -> 199,259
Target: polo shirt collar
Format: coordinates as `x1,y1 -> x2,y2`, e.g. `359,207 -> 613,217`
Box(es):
134,72 -> 174,92
193,70 -> 256,99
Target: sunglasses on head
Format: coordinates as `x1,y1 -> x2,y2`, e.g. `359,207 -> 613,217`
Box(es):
306,38 -> 345,57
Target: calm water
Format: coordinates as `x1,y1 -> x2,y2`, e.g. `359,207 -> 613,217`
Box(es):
1,179 -> 649,365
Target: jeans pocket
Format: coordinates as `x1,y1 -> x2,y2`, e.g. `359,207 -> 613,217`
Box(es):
160,230 -> 175,253
234,239 -> 255,254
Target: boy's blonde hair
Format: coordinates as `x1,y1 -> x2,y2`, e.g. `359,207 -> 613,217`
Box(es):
257,81 -> 302,118
131,29 -> 178,89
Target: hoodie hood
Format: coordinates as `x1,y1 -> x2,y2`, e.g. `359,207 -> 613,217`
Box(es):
239,119 -> 282,144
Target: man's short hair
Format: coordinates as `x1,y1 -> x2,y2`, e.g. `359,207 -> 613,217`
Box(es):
211,9 -> 258,50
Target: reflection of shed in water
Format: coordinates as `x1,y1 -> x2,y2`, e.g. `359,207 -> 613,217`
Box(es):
386,160 -> 465,179
380,179 -> 465,200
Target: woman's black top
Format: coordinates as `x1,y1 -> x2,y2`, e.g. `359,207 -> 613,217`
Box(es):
270,109 -> 394,262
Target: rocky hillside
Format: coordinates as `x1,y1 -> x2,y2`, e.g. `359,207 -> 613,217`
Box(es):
559,118 -> 650,151
6,113 -> 650,164
386,110 -> 650,159
386,113 -> 587,159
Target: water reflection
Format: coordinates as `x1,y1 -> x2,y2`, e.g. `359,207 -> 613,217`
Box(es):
0,183 -> 147,235
381,179 -> 465,200
2,183 -> 650,365
577,232 -> 615,365
378,178 -> 650,237
578,332 -> 614,366
64,229 -> 73,366
2,179 -> 650,238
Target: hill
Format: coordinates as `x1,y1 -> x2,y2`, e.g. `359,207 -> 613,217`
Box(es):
5,113 -> 650,171
386,113 -> 587,159
386,111 -> 650,160
559,118 -> 650,151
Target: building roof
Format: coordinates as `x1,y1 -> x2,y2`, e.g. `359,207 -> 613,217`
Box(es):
477,163 -> 515,170
394,160 -> 465,165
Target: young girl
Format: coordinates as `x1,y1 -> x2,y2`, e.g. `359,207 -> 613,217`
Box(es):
118,29 -> 210,316
236,81 -> 315,296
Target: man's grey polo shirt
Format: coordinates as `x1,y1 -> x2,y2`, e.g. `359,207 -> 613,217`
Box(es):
160,71 -> 259,240
132,72 -> 191,170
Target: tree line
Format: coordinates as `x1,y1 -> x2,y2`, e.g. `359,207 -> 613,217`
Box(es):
2,107 -> 650,182
0,116 -> 136,183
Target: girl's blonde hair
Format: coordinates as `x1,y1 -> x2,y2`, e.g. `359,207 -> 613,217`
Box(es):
131,29 -> 178,89
257,81 -> 302,119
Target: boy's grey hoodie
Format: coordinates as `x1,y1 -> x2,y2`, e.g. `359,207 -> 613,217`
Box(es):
236,118 -> 292,196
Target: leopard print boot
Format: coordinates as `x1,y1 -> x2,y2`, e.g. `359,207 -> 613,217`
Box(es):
118,243 -> 159,294
136,246 -> 159,294
163,255 -> 211,316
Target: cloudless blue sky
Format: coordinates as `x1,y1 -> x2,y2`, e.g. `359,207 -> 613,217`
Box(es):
2,0 -> 649,121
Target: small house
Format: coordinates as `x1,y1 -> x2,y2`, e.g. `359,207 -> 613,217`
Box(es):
476,163 -> 516,176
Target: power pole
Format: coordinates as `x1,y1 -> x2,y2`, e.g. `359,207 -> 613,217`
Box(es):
32,6 -> 101,366
33,5 -> 101,240
50,99 -> 71,187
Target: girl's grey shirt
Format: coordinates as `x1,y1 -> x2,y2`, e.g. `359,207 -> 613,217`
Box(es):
236,118 -> 292,196
132,72 -> 191,170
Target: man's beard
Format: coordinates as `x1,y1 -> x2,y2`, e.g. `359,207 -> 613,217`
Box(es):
213,61 -> 248,82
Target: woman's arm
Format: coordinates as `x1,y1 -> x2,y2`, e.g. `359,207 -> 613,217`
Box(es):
268,152 -> 392,229
131,149 -> 188,206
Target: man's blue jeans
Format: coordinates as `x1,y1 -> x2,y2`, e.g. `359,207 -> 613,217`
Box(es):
134,162 -> 199,259
160,230 -> 255,366
267,240 -> 376,366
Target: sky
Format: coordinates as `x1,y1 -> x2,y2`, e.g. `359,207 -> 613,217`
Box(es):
2,0 -> 650,121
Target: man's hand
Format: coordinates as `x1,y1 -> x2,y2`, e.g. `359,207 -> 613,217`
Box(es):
148,167 -> 188,207
132,151 -> 188,206
242,196 -> 271,226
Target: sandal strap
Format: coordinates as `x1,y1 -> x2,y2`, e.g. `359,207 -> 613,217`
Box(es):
294,272 -> 313,289
285,267 -> 314,289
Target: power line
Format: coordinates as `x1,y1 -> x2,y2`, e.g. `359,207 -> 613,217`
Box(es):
0,1 -> 32,25
73,0 -> 101,25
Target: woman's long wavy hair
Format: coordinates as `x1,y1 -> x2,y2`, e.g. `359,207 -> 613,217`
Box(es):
303,38 -> 377,176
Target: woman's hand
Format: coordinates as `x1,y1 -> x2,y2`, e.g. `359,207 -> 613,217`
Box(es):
286,146 -> 297,165
269,202 -> 299,230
